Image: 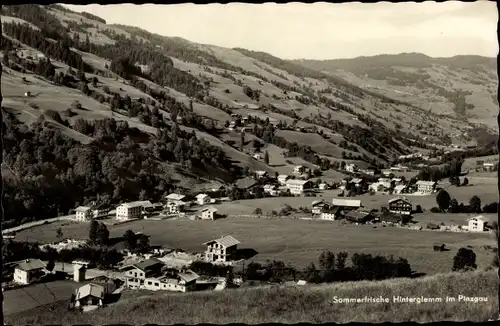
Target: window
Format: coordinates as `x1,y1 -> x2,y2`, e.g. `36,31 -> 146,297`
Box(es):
155,282 -> 159,287
147,281 -> 152,285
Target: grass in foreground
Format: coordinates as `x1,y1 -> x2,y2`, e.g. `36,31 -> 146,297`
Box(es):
7,269 -> 498,324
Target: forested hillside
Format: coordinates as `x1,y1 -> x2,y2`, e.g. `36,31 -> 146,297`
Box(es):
1,4 -> 496,226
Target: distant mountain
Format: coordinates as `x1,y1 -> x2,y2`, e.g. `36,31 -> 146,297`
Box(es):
1,4 -> 496,225
292,53 -> 498,127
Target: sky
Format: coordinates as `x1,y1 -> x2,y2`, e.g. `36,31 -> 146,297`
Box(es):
63,2 -> 498,60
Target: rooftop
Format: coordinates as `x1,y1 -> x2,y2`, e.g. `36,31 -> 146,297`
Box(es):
120,200 -> 153,208
204,235 -> 241,248
75,206 -> 91,212
166,194 -> 186,201
286,179 -> 310,186
331,198 -> 362,207
76,283 -> 105,300
15,259 -> 46,272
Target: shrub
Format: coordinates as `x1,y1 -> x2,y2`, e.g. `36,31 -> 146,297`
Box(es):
430,207 -> 441,213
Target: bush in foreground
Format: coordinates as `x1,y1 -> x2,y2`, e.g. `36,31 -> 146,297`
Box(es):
7,269 -> 498,324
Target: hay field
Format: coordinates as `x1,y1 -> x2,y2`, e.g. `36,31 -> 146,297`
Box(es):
15,216 -> 495,276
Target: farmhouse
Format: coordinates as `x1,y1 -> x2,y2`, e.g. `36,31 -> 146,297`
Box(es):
349,178 -> 365,188
204,235 -> 240,263
73,283 -> 106,309
200,207 -> 218,220
166,200 -> 186,214
415,181 -> 437,194
344,210 -> 374,224
311,199 -> 330,215
196,193 -> 212,205
388,197 -> 412,215
465,216 -> 490,232
391,178 -> 403,185
90,202 -> 111,219
320,206 -> 341,220
122,258 -> 165,289
285,179 -> 312,195
143,269 -> 200,292
278,174 -> 290,185
116,201 -> 153,220
13,259 -> 46,285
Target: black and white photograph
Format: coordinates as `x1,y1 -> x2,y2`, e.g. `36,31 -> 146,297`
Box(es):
0,1 -> 498,324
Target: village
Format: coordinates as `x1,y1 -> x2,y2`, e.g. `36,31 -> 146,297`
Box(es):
2,153 -> 497,314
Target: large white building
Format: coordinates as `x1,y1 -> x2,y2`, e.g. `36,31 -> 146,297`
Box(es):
116,201 -> 152,220
285,179 -> 312,195
75,206 -> 92,222
465,216 -> 489,232
415,181 -> 436,194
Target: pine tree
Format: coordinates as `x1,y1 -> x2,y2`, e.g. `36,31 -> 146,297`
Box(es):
89,220 -> 99,244
264,151 -> 269,165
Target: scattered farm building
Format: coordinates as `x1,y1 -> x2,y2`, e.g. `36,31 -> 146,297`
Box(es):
200,207 -> 218,220
196,193 -> 212,206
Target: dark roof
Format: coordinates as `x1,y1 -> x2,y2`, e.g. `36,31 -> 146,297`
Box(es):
378,213 -> 403,223
15,259 -> 46,271
235,177 -> 258,189
322,206 -> 339,214
133,258 -> 163,271
345,210 -> 373,222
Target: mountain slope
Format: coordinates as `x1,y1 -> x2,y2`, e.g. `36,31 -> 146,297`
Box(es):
1,5 -> 497,226
293,53 -> 498,129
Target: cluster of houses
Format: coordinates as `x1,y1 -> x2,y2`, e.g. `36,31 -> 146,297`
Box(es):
10,234 -> 244,310
311,196 -> 414,225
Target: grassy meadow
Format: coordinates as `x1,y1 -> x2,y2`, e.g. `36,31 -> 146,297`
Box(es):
15,215 -> 496,276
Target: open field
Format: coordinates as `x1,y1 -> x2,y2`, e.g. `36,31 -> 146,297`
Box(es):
15,216 -> 496,276
3,280 -> 82,316
6,269 -> 498,324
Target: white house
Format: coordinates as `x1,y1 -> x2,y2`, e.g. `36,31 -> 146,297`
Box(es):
196,194 -> 212,206
278,175 -> 290,185
204,235 -> 240,263
465,216 -> 489,232
75,206 -> 92,222
285,179 -> 312,195
143,269 -> 199,293
293,165 -> 306,174
201,207 -> 218,220
311,200 -> 329,215
318,183 -> 328,190
320,206 -> 341,220
415,181 -> 436,194
13,259 -> 46,285
255,170 -> 268,179
263,184 -> 279,196
116,201 -> 152,220
166,201 -> 186,214
345,164 -> 358,173
73,283 -> 105,308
